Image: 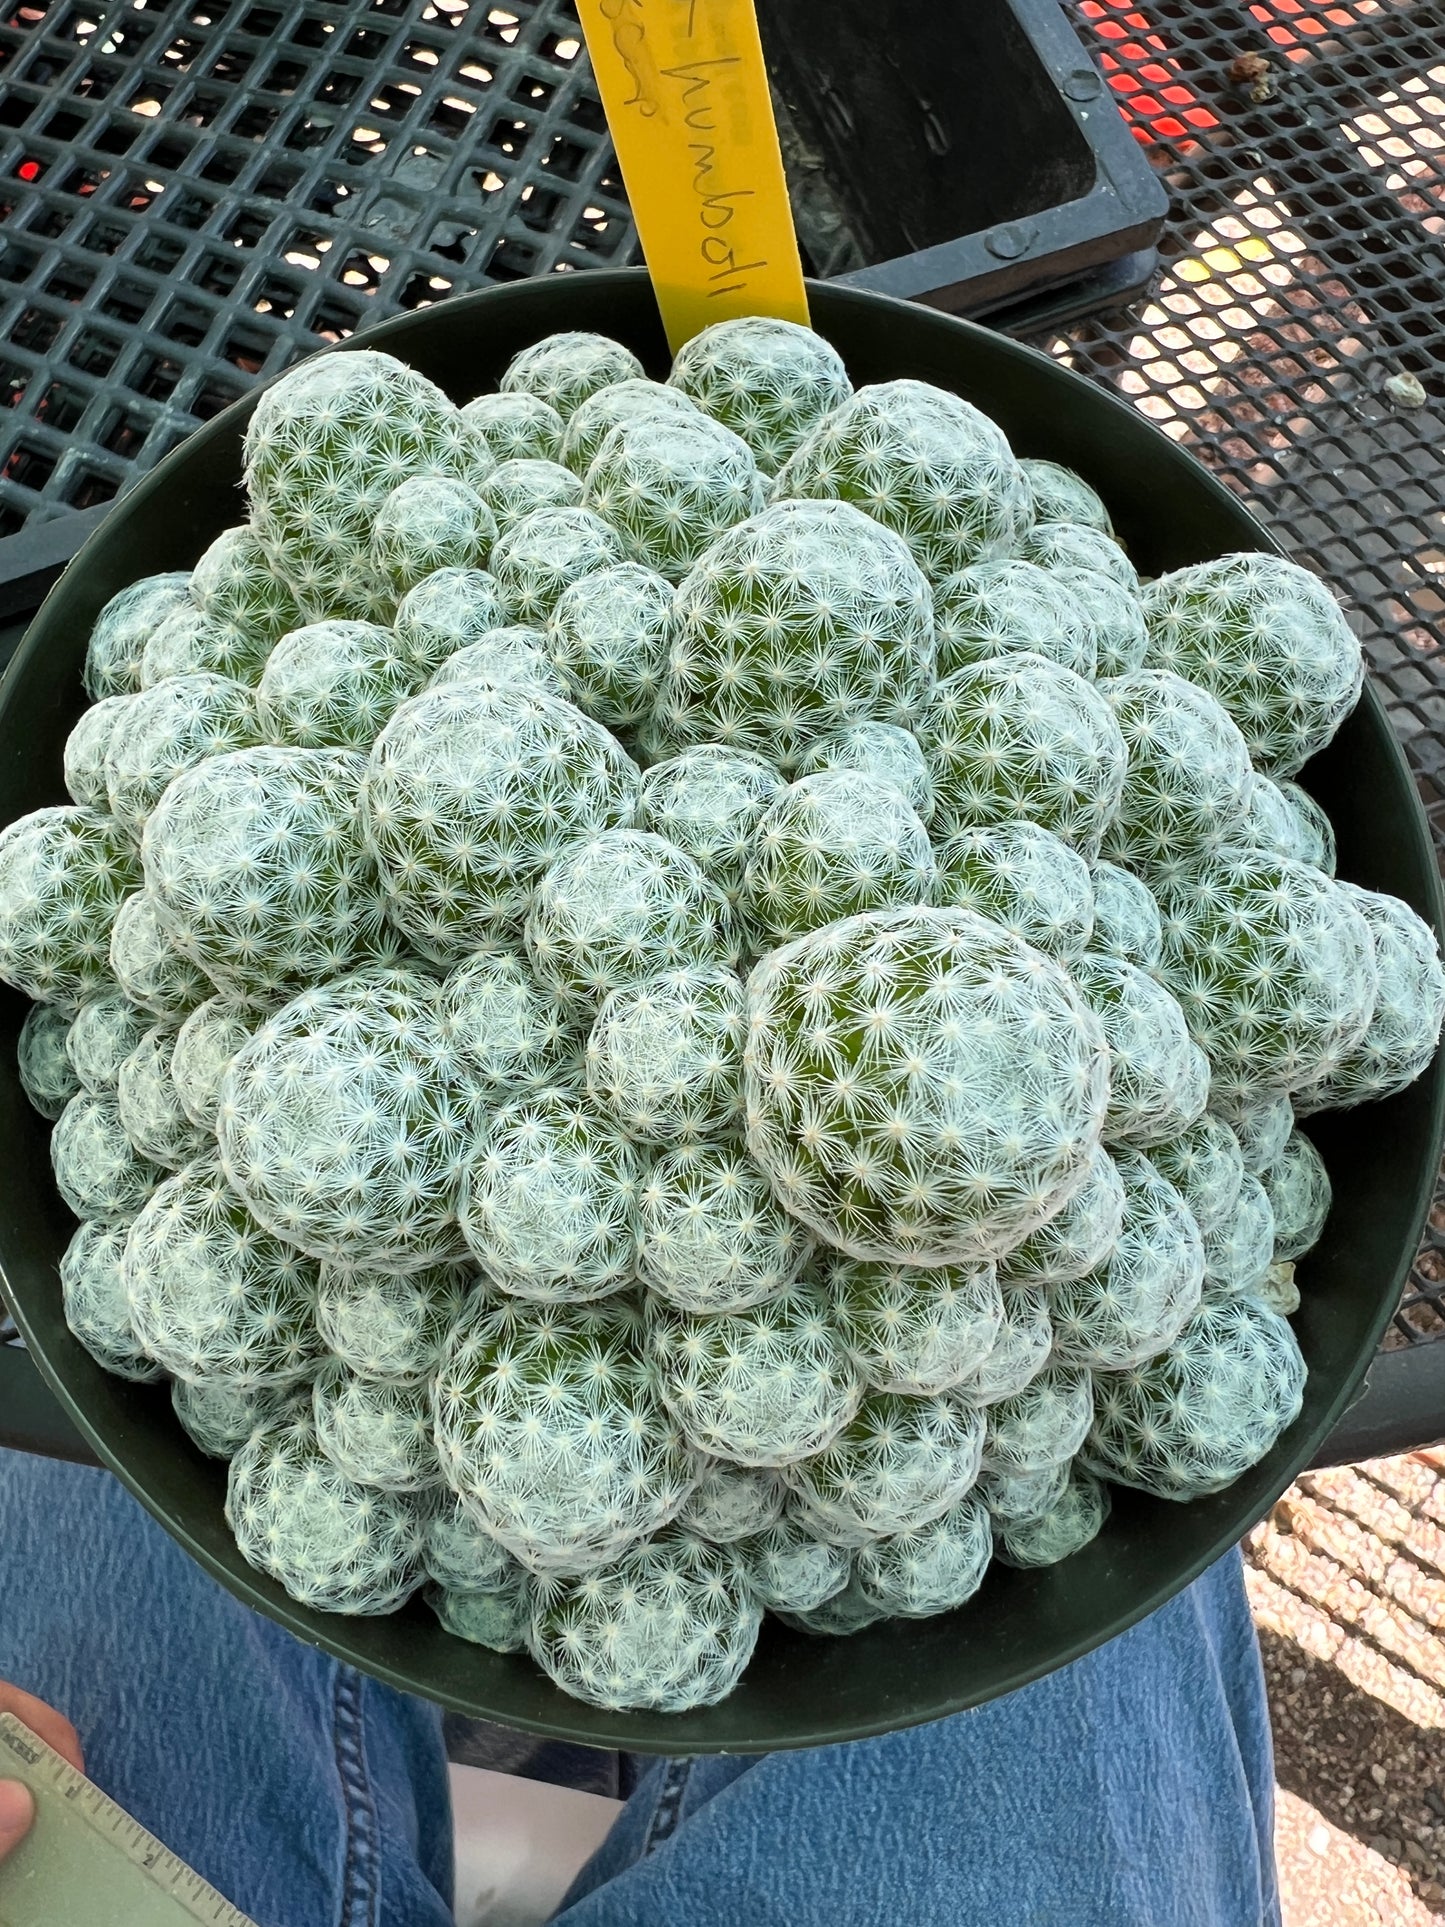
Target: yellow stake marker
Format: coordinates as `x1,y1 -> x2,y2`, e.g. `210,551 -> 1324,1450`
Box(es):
575,0 -> 810,354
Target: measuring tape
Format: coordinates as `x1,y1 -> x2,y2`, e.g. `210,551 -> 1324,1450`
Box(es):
0,1714 -> 258,1927
575,0 -> 810,353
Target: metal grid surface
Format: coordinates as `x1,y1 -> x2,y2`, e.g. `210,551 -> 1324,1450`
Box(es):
0,0 -> 634,532
1042,0 -> 1445,1342
0,0 -> 1441,1342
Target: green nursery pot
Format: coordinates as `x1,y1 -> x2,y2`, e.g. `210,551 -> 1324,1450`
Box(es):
0,270 -> 1440,1754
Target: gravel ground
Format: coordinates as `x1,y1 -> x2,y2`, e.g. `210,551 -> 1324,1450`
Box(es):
1246,1447 -> 1445,1921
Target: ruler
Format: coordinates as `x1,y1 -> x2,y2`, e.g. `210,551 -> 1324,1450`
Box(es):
0,1714 -> 257,1927
574,0 -> 809,352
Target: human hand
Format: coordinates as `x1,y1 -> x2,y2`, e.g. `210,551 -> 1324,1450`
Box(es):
0,1682 -> 84,1863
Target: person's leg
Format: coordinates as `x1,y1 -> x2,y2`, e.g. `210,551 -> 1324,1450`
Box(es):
0,1447 -> 453,1927
554,1547 -> 1278,1927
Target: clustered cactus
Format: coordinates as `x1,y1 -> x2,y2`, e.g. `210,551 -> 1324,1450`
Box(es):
1,317 -> 1437,1716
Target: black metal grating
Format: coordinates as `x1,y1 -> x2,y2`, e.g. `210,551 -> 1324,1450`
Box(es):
0,0 -> 634,532
1038,0 -> 1445,1343
0,0 -> 1441,1342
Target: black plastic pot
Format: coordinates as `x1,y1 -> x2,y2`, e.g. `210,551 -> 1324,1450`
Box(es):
0,270 -> 1439,1755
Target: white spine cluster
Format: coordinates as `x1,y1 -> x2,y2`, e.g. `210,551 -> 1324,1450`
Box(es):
649,1278 -> 862,1468
65,989 -> 150,1093
1069,951 -> 1210,1148
143,746 -> 388,998
371,477 -> 496,597
741,770 -> 937,946
545,562 -> 674,727
317,1260 -> 477,1383
1084,1297 -> 1306,1499
189,525 -> 303,653
433,1297 -> 699,1574
795,721 -> 933,822
637,1141 -> 813,1312
486,458 -> 583,537
996,1470 -> 1110,1568
1260,1130 -> 1331,1262
1088,860 -> 1162,969
525,830 -> 737,1008
0,806 -> 141,1004
527,1527 -> 761,1712
218,969 -> 468,1274
933,821 -> 1094,959
585,963 -> 745,1143
392,567 -> 503,673
104,674 -> 263,832
499,332 -> 644,419
1021,459 -> 1113,533
676,1460 -> 787,1544
18,1001 -> 80,1119
785,1389 -> 985,1547
637,746 -> 783,906
427,628 -> 565,702
65,696 -> 133,809
1146,1113 -> 1246,1236
1214,1089 -> 1294,1175
428,1579 -> 531,1653
1155,852 -> 1378,1103
1022,522 -> 1138,591
84,573 -> 194,699
824,1254 -> 1004,1397
772,378 -> 1031,575
735,1504 -> 850,1612
583,416 -> 766,579
1060,568 -> 1149,678
51,1090 -> 164,1220
667,316 -> 852,473
981,1362 -> 1094,1473
932,559 -> 1095,679
312,1360 -> 440,1492
226,1411 -> 425,1614
743,907 -> 1109,1265
423,1489 -> 523,1592
109,891 -> 213,1017
139,608 -> 265,689
257,620 -> 422,749
920,654 -> 1126,857
458,1089 -> 642,1302
116,1023 -> 209,1168
172,1376 -> 305,1459
1048,1149 -> 1204,1371
461,391 -> 564,464
1292,886 -> 1445,1113
977,1457 -> 1069,1525
1098,670 -> 1254,880
1141,551 -> 1364,776
243,349 -> 486,623
60,1218 -> 160,1380
655,499 -> 936,771
999,1142 -> 1126,1287
853,1491 -> 993,1617
170,996 -> 261,1129
441,948 -> 579,1095
124,1160 -> 323,1386
1200,1172 -> 1274,1298
489,507 -> 625,625
561,377 -> 701,475
364,683 -> 639,953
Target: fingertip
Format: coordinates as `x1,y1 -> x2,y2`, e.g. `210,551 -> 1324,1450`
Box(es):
0,1777 -> 35,1851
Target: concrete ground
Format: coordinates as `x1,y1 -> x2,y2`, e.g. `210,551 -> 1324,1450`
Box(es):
1246,1448 -> 1445,1922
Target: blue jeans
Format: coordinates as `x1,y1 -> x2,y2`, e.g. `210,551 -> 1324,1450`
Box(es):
0,1448 -> 1280,1926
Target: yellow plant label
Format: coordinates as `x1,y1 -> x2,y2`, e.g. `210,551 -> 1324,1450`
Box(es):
575,0 -> 809,353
